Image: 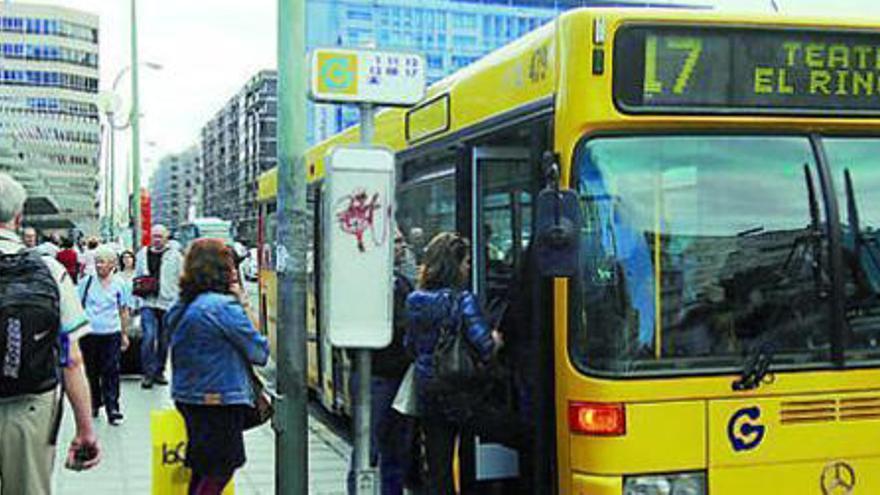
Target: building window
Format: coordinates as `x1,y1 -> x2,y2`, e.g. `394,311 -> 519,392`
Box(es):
453,35 -> 476,48
452,13 -> 476,30
347,9 -> 372,22
427,54 -> 443,70
451,55 -> 477,69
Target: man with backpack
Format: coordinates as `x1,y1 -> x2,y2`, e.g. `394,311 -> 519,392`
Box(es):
0,173 -> 100,493
134,224 -> 182,388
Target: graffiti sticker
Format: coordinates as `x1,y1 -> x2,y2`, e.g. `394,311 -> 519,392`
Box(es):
335,188 -> 388,253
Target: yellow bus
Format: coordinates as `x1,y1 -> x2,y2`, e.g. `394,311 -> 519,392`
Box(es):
259,7 -> 880,494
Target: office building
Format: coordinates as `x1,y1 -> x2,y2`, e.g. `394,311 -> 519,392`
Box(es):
200,70 -> 277,244
0,2 -> 100,234
149,146 -> 201,235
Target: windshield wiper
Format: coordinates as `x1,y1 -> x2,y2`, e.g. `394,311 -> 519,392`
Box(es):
732,342 -> 776,391
782,165 -> 828,296
845,168 -> 862,262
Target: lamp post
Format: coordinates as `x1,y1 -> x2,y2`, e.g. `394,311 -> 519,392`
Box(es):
101,61 -> 162,243
130,0 -> 142,249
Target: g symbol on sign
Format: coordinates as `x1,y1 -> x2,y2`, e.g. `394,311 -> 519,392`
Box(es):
727,406 -> 766,452
321,57 -> 354,90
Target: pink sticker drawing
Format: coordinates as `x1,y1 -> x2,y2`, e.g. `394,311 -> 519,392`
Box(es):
336,189 -> 389,252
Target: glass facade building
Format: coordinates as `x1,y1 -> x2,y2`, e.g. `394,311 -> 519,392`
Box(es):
0,2 -> 100,234
306,0 -> 564,143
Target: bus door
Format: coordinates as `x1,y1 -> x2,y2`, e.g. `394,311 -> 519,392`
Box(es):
466,145 -> 534,489
307,184 -> 334,412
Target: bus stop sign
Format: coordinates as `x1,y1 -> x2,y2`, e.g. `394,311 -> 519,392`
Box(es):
322,146 -> 395,349
309,48 -> 426,106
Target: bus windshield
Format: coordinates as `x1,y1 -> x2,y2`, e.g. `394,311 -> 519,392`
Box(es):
570,135 -> 838,376
825,137 -> 880,367
178,218 -> 233,247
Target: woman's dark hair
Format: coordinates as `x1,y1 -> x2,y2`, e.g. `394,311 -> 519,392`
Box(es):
179,238 -> 236,303
418,232 -> 470,290
119,250 -> 135,269
60,237 -> 74,249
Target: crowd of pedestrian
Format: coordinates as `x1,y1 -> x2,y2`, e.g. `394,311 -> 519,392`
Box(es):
0,172 -> 267,495
2,168 -> 532,495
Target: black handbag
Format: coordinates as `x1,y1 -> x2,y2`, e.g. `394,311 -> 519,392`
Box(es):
242,366 -> 273,431
431,293 -> 482,384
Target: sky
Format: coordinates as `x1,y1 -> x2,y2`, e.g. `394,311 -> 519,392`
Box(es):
37,0 -> 277,181
17,0 -> 880,183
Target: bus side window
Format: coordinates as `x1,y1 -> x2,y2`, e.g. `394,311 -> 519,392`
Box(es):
397,157 -> 457,265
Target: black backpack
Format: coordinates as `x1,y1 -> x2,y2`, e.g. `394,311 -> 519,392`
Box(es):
0,250 -> 61,397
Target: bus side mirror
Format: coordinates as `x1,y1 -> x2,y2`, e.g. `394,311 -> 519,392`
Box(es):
535,187 -> 582,278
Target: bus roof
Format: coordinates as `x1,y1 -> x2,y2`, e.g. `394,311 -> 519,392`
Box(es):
258,7 -> 880,200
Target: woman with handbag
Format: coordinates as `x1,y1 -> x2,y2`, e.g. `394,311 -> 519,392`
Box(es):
166,238 -> 270,495
405,232 -> 503,495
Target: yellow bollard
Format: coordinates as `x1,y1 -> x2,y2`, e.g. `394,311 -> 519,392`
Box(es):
151,409 -> 234,494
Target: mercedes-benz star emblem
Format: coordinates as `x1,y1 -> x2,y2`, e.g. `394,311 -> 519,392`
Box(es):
820,461 -> 856,495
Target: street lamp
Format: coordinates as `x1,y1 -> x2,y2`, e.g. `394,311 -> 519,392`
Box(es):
99,61 -> 162,243
112,61 -> 162,97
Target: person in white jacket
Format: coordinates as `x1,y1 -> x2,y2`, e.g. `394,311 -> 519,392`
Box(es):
134,224 -> 182,388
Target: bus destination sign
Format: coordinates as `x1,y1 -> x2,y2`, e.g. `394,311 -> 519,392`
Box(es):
614,26 -> 880,115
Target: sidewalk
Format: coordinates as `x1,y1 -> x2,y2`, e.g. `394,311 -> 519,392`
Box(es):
53,377 -> 351,494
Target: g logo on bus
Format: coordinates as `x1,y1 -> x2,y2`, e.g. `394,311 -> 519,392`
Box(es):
820,461 -> 856,495
727,406 -> 766,452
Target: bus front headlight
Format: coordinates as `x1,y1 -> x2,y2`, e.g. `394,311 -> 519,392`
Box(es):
623,472 -> 706,495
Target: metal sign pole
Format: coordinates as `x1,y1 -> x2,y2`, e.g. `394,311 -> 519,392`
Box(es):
353,103 -> 377,495
308,46 -> 423,495
276,0 -> 308,493
130,0 -> 141,248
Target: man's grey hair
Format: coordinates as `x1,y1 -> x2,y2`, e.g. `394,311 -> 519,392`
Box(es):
151,224 -> 169,237
0,173 -> 26,224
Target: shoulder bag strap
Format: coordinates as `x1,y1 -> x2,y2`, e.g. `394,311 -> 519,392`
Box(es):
80,275 -> 94,308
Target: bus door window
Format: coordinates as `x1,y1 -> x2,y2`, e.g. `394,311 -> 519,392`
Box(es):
262,202 -> 278,270
259,203 -> 278,339
470,145 -> 535,485
472,147 -> 533,305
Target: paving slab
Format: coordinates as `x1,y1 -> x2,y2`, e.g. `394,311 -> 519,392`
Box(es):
52,377 -> 352,494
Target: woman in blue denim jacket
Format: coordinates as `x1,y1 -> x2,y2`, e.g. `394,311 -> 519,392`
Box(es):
166,238 -> 269,495
405,232 -> 502,495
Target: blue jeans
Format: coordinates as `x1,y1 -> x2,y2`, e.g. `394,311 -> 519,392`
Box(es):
347,374 -> 408,495
141,307 -> 169,379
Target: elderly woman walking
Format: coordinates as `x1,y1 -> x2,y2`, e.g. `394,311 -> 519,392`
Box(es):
77,245 -> 131,425
166,238 -> 269,495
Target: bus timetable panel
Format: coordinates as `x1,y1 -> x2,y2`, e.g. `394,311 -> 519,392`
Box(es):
615,25 -> 880,115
